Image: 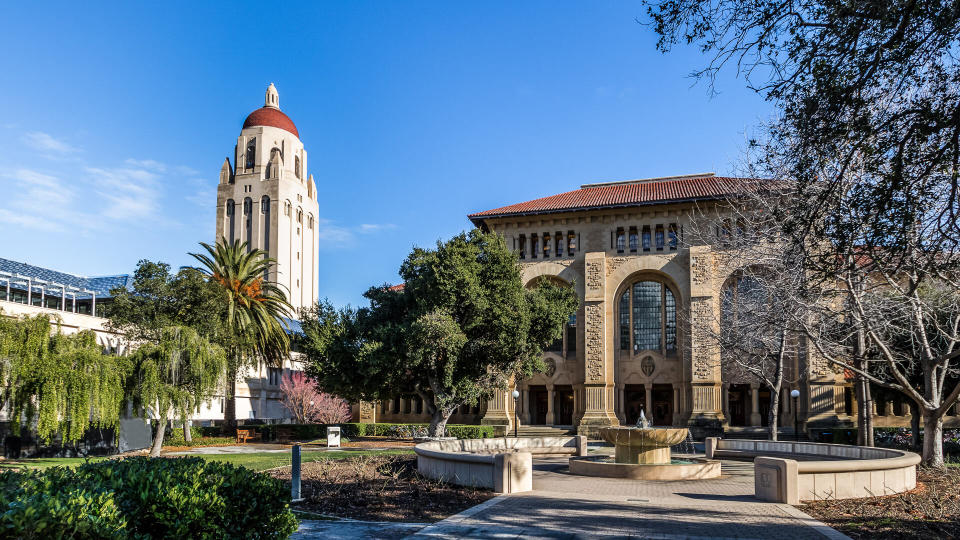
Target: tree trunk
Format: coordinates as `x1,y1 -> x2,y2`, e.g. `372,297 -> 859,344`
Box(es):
223,370 -> 238,433
923,412 -> 944,467
768,391 -> 780,441
863,382 -> 875,446
183,420 -> 192,443
428,408 -> 453,438
150,412 -> 168,457
909,401 -> 921,451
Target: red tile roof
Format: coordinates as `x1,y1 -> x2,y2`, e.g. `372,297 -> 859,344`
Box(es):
468,175 -> 758,224
243,107 -> 300,138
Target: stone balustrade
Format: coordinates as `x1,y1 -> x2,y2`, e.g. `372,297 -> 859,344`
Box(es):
705,438 -> 921,503
414,436 -> 587,494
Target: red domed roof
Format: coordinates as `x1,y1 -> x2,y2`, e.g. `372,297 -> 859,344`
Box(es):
243,107 -> 299,138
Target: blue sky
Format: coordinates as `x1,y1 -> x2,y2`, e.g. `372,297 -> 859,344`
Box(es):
0,2 -> 771,307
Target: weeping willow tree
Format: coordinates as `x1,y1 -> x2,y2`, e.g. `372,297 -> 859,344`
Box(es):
128,326 -> 226,456
0,311 -> 130,445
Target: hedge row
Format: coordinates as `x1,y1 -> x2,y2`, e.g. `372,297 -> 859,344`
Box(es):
0,457 -> 297,539
193,423 -> 495,441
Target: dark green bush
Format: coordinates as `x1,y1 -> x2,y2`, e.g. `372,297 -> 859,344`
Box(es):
240,422 -> 495,441
0,457 -> 298,539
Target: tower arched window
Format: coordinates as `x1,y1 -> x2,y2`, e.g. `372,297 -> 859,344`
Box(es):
307,214 -> 314,229
284,200 -> 291,217
261,196 -> 271,254
296,208 -> 302,223
245,139 -> 256,169
617,279 -> 677,355
243,197 -> 253,251
225,199 -> 236,244
295,155 -> 301,179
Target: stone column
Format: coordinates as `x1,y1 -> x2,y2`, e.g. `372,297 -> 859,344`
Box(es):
687,245 -> 725,436
617,384 -> 626,424
722,383 -> 731,418
884,400 -> 894,417
546,384 -> 556,425
672,385 -> 681,426
805,347 -> 838,429
749,383 -> 762,426
578,252 -> 617,435
481,382 -> 513,435
521,388 -> 531,424
644,385 -> 653,419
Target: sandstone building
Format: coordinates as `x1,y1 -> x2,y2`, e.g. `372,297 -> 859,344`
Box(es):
368,174 -> 960,437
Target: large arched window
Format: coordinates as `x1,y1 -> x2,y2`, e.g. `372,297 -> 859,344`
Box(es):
618,279 -> 677,355
295,155 -> 301,179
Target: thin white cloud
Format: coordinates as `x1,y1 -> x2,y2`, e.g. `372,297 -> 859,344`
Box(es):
358,223 -> 397,233
315,220 -> 398,249
86,166 -> 163,220
0,208 -> 64,232
124,158 -> 166,172
22,131 -> 80,154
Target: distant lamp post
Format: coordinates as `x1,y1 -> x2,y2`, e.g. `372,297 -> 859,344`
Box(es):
511,390 -> 520,438
790,389 -> 801,442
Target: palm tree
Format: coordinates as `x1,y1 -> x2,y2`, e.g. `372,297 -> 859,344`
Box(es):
190,239 -> 293,431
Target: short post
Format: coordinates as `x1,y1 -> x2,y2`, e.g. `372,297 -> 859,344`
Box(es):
791,389 -> 801,443
511,390 -> 520,438
291,443 -> 303,502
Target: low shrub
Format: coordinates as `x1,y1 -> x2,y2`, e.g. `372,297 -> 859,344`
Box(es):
240,423 -> 496,441
0,457 -> 298,539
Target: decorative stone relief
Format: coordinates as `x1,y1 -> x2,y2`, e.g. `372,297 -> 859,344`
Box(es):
584,303 -> 604,382
586,261 -> 603,290
544,358 -> 557,378
641,356 -> 655,377
690,255 -> 710,286
689,297 -> 714,381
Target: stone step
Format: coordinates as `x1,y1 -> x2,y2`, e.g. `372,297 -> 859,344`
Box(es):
516,425 -> 575,436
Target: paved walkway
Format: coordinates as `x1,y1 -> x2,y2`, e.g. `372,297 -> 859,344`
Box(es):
412,458 -> 846,539
294,456 -> 847,539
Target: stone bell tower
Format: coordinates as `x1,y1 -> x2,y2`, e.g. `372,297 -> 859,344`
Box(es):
215,83 -> 320,314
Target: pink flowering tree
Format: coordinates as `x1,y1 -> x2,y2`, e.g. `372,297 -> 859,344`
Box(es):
280,371 -> 352,424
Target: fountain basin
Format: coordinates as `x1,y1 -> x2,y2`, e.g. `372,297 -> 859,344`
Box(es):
598,426 -> 689,464
569,455 -> 721,480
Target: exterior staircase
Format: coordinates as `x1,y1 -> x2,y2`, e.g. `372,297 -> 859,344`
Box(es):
516,425 -> 575,437
721,426 -> 810,441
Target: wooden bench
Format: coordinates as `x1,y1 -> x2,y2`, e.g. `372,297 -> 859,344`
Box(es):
236,429 -> 262,444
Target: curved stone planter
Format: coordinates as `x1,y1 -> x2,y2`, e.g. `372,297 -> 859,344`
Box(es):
569,455 -> 721,480
414,436 -> 586,494
705,438 -> 921,503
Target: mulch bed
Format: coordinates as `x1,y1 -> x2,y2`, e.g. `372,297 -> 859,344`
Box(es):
801,467 -> 960,539
267,454 -> 493,522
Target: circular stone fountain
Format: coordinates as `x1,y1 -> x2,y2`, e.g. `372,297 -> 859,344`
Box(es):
568,412 -> 721,480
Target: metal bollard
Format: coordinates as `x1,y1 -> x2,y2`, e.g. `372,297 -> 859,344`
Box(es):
291,443 -> 303,502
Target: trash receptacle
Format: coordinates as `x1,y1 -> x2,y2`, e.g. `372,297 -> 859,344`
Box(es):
327,426 -> 341,448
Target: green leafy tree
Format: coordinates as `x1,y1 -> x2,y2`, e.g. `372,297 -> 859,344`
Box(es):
104,260 -> 226,344
0,312 -> 130,444
190,239 -> 293,430
302,230 -> 578,437
128,326 -> 226,456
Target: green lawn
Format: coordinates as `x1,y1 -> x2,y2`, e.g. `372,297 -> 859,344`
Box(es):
0,449 -> 413,472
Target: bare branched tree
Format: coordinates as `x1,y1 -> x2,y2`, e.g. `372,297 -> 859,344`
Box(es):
684,189 -> 807,441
